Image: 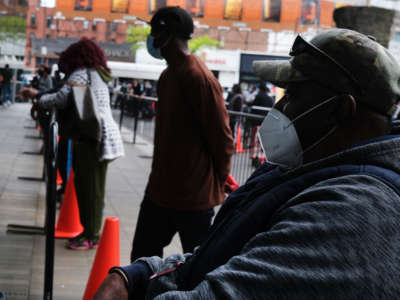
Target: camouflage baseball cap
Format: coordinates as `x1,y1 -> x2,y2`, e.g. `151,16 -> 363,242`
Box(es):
253,28 -> 400,116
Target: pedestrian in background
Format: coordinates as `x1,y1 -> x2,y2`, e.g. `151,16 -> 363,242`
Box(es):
20,38 -> 124,250
52,70 -> 63,89
30,76 -> 40,90
130,6 -> 234,262
227,83 -> 244,139
37,65 -> 53,92
1,64 -> 13,106
140,80 -> 155,119
243,83 -> 257,104
248,82 -> 274,167
132,79 -> 143,97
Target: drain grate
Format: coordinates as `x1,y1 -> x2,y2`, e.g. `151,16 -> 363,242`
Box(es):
138,155 -> 153,159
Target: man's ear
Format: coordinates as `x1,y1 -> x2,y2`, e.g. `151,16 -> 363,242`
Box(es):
335,94 -> 357,124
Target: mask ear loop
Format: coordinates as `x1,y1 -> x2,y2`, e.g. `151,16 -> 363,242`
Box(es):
299,125 -> 338,159
286,94 -> 340,128
287,94 -> 349,160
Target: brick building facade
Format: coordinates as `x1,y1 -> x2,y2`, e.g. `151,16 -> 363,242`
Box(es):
25,0 -> 335,70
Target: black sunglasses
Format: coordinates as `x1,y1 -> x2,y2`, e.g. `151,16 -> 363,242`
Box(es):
289,35 -> 362,94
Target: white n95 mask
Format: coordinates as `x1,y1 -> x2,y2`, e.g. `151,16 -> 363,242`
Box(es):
258,108 -> 303,169
258,95 -> 339,169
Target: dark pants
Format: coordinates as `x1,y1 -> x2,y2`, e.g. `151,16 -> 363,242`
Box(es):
1,82 -> 11,104
73,141 -> 108,239
130,198 -> 214,262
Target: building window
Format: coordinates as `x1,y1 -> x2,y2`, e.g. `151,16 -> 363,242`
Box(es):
83,20 -> 89,30
75,0 -> 92,11
263,0 -> 281,22
187,0 -> 204,17
149,0 -> 166,14
30,13 -> 36,27
224,0 -> 243,20
92,21 -> 97,31
301,0 -> 320,25
111,0 -> 129,13
47,16 -> 52,27
111,22 -> 118,32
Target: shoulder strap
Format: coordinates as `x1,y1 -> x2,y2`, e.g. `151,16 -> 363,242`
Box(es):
65,69 -> 91,87
86,68 -> 92,85
65,81 -> 86,87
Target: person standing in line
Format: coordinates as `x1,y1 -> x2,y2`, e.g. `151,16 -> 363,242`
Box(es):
130,6 -> 234,262
1,64 -> 13,106
52,70 -> 63,89
132,79 -> 143,97
248,82 -> 274,167
37,65 -> 53,92
243,83 -> 258,104
140,80 -> 156,119
227,83 -> 244,139
20,38 -> 124,250
35,65 -> 54,132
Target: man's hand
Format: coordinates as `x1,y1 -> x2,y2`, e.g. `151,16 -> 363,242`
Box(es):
93,273 -> 129,300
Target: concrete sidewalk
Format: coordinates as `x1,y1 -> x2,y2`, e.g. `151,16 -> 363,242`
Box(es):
0,103 -> 181,299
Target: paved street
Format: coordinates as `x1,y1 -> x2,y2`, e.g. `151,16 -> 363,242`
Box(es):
0,103 -> 181,299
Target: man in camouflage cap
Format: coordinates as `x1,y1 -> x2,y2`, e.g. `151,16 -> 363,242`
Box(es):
95,28 -> 400,299
254,28 -> 400,116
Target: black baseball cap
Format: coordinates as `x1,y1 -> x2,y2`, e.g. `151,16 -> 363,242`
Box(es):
150,6 -> 194,40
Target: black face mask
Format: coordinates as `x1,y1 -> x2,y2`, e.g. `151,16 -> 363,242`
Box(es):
38,70 -> 44,77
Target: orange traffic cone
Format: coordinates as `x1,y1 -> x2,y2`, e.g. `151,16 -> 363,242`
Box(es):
56,170 -> 63,185
55,170 -> 84,238
83,217 -> 120,300
236,125 -> 246,153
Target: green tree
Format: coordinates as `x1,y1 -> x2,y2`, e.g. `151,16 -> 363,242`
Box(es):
126,25 -> 151,55
0,16 -> 26,40
126,25 -> 221,57
189,35 -> 221,54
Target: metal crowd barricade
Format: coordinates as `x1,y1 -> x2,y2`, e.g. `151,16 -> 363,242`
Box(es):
116,92 -> 157,144
7,107 -> 59,300
226,109 -> 270,185
44,107 -> 58,300
115,94 -> 270,185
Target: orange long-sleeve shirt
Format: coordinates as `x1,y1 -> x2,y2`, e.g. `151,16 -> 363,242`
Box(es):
146,54 -> 234,210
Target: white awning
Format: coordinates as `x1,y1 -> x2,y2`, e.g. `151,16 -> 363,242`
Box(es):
107,61 -> 166,80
